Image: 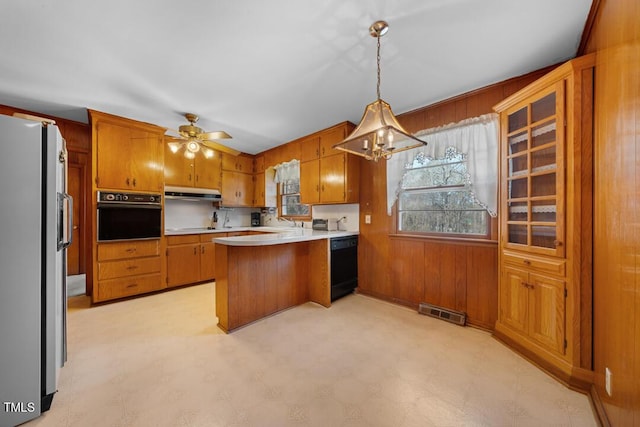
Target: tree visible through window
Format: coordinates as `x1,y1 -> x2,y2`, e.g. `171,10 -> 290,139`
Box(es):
280,179 -> 310,217
398,148 -> 488,235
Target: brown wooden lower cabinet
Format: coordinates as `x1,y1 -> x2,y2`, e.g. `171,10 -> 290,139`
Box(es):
94,239 -> 163,303
215,239 -> 330,333
358,236 -> 498,330
166,233 -> 227,287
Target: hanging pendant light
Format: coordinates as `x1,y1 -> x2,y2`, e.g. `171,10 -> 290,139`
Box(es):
333,20 -> 427,161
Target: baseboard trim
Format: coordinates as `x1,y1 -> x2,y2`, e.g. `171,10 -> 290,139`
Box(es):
589,384 -> 611,427
493,326 -> 593,393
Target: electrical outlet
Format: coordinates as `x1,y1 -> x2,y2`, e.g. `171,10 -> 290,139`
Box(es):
365,215 -> 371,224
605,367 -> 612,396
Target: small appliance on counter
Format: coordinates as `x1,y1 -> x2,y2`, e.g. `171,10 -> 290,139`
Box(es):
312,218 -> 339,231
251,212 -> 261,227
211,211 -> 218,229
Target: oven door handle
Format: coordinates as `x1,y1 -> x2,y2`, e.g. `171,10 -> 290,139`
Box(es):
97,202 -> 162,209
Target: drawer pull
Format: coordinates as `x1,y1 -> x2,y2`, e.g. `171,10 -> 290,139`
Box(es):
126,284 -> 138,289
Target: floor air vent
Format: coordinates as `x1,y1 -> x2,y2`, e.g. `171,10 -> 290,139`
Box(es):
418,303 -> 466,326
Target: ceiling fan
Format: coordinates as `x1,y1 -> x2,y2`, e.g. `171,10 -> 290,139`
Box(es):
166,113 -> 240,158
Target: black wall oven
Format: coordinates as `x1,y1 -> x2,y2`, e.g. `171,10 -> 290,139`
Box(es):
97,191 -> 162,242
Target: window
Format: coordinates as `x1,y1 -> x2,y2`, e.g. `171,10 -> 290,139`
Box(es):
398,148 -> 488,236
274,159 -> 310,218
279,179 -> 310,217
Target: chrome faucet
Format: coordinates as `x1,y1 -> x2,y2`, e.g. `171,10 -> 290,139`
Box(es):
277,217 -> 297,227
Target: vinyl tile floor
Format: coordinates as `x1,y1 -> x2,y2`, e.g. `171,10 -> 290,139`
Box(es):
29,283 -> 597,427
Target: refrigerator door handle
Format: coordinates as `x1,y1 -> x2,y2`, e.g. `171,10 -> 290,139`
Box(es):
57,193 -> 73,250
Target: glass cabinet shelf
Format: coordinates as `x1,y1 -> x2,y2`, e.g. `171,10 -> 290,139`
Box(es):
501,89 -> 562,253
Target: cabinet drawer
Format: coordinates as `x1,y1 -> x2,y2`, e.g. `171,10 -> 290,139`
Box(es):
166,234 -> 199,245
96,274 -> 163,301
502,251 -> 565,276
200,234 -> 218,243
98,256 -> 161,280
97,240 -> 160,261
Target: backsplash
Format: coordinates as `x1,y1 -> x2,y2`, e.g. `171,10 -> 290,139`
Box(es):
164,199 -> 258,229
165,200 -> 359,232
262,204 -> 360,231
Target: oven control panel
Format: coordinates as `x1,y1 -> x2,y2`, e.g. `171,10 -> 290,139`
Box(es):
98,191 -> 161,204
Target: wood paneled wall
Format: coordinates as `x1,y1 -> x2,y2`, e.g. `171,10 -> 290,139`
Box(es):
357,70 -> 550,330
582,0 -> 640,425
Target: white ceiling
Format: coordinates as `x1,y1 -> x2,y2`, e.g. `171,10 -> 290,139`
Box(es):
0,0 -> 592,154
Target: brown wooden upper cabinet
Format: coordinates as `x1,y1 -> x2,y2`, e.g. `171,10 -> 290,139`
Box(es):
300,135 -> 320,162
222,154 -> 253,173
164,141 -> 222,190
299,122 -> 359,204
221,154 -> 254,206
91,110 -> 165,192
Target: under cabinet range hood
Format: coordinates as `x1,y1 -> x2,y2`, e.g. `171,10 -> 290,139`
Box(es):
164,186 -> 222,202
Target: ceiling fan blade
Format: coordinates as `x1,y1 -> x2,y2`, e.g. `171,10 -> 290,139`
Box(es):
200,131 -> 232,140
201,140 -> 241,156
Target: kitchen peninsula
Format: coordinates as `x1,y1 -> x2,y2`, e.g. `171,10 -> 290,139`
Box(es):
212,228 -> 357,332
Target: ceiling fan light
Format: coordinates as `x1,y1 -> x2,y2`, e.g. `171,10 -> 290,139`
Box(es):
203,148 -> 214,159
168,142 -> 182,153
186,140 -> 200,153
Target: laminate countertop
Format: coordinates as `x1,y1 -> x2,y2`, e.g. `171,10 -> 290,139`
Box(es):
165,226 -> 357,246
213,228 -> 358,246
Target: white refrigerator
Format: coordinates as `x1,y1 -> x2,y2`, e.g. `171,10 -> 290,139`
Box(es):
0,114 -> 71,426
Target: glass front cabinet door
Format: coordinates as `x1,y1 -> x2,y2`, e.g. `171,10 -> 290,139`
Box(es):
501,82 -> 565,257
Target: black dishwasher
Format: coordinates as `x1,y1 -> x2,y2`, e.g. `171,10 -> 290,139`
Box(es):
330,236 -> 358,301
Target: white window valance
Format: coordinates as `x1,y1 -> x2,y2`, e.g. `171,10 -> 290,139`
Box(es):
386,113 -> 499,216
273,159 -> 300,183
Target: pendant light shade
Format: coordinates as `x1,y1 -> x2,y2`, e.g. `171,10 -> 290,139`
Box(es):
333,21 -> 427,161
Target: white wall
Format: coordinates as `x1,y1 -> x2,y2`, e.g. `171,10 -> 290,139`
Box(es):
262,203 -> 360,231
164,199 -> 258,229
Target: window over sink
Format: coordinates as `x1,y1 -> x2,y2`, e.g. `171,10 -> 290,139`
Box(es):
274,159 -> 310,218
